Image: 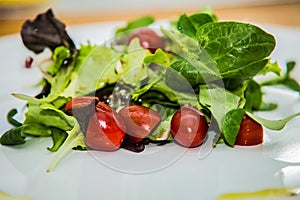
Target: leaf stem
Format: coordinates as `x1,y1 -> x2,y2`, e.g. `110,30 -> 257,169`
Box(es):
46,119 -> 85,172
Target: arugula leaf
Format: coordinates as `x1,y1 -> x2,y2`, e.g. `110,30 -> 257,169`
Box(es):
221,109 -> 300,147
258,60 -> 282,76
261,61 -> 300,92
246,111 -> 300,130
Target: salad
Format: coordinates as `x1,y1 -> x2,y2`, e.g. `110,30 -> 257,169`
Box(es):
1,8 -> 300,172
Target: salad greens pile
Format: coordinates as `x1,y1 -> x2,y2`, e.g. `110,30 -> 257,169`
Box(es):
1,8 -> 300,171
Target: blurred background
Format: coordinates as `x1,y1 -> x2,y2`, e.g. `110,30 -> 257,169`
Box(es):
0,0 -> 300,36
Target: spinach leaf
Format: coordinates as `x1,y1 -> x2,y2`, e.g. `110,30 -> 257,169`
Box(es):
196,22 -> 275,79
0,127 -> 26,145
177,14 -> 197,38
7,109 -> 22,127
199,6 -> 218,21
177,13 -> 215,38
220,59 -> 269,79
188,13 -> 216,29
162,28 -> 222,84
163,21 -> 276,86
222,108 -> 245,147
168,60 -> 201,88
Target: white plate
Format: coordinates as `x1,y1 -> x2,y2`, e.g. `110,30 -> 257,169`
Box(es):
1,21 -> 300,200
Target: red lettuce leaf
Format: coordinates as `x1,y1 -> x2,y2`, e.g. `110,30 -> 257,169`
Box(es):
21,9 -> 76,53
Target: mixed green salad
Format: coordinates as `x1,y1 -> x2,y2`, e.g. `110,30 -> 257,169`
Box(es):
1,8 -> 300,172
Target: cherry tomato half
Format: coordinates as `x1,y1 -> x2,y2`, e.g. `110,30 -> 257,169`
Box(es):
171,106 -> 208,148
85,102 -> 126,151
118,105 -> 162,143
235,114 -> 263,146
65,96 -> 99,113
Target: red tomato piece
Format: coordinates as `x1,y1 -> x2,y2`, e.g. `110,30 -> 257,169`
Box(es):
171,106 -> 208,148
65,96 -> 99,113
85,102 -> 126,151
128,28 -> 165,53
118,105 -> 162,143
235,114 -> 263,146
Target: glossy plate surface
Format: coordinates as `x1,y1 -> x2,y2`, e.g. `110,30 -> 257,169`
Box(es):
0,21 -> 300,200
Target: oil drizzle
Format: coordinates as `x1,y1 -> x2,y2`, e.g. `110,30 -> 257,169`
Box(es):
0,190 -> 33,200
217,187 -> 300,200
